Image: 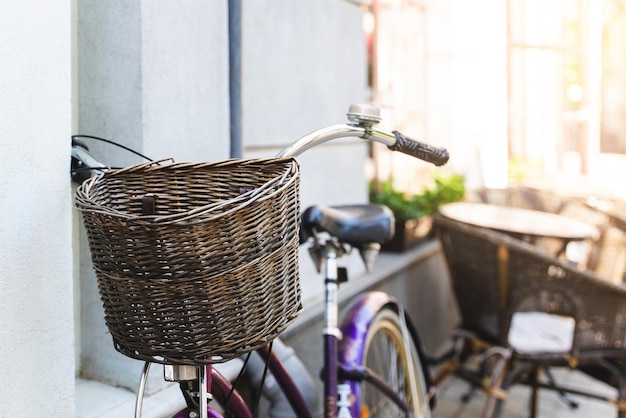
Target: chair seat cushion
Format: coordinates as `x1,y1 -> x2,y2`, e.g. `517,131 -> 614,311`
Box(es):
508,312 -> 575,354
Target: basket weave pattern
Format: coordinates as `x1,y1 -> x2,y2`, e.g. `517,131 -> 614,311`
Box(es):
76,158 -> 302,364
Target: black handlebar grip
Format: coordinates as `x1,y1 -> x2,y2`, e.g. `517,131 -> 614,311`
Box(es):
388,131 -> 450,166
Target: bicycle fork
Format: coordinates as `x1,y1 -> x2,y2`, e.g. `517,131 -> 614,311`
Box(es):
136,363 -> 217,418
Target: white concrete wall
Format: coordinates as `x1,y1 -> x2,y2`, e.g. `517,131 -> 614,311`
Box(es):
76,0 -> 230,391
141,1 -> 230,162
242,0 -> 369,209
0,2 -> 75,416
241,0 -> 370,305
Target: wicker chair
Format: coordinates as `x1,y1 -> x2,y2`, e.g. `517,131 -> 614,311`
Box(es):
468,186 -> 626,284
433,215 -> 626,418
583,198 -> 626,284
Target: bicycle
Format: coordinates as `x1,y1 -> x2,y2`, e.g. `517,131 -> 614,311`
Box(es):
73,103 -> 450,418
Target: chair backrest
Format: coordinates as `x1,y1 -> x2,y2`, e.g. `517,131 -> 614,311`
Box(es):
581,198 -> 626,284
434,215 -> 626,356
468,187 -> 626,285
434,215 -> 503,344
468,186 -> 565,214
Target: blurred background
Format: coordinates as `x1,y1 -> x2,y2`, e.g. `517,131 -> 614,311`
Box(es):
369,0 -> 626,200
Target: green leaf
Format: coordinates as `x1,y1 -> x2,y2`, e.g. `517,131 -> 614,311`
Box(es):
370,170 -> 465,220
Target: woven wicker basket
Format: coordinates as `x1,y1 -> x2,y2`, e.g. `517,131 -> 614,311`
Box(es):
75,158 -> 302,364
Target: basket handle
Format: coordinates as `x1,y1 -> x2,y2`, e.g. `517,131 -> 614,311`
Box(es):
142,194 -> 157,216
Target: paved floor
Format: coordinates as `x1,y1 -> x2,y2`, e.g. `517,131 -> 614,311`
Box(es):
432,367 -> 617,418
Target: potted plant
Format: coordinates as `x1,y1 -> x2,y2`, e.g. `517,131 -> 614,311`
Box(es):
370,170 -> 465,251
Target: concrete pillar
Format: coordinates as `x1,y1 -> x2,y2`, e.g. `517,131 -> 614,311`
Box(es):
0,1 -> 75,415
76,0 -> 230,391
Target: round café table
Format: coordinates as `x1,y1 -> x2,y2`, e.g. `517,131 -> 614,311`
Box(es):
438,202 -> 600,259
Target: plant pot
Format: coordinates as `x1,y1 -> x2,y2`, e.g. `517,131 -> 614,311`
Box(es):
381,216 -> 434,252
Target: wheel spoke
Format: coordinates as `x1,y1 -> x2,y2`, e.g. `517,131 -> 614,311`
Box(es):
358,309 -> 429,417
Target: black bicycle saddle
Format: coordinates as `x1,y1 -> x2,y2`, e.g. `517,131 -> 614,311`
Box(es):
300,204 -> 395,245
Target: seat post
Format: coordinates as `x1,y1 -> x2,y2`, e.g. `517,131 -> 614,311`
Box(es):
322,246 -> 341,417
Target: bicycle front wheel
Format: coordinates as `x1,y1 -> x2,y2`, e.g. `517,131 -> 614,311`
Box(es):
359,308 -> 430,418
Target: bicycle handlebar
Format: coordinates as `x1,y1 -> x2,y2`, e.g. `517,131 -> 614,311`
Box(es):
276,104 -> 449,167
72,104 -> 449,183
388,131 -> 449,166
